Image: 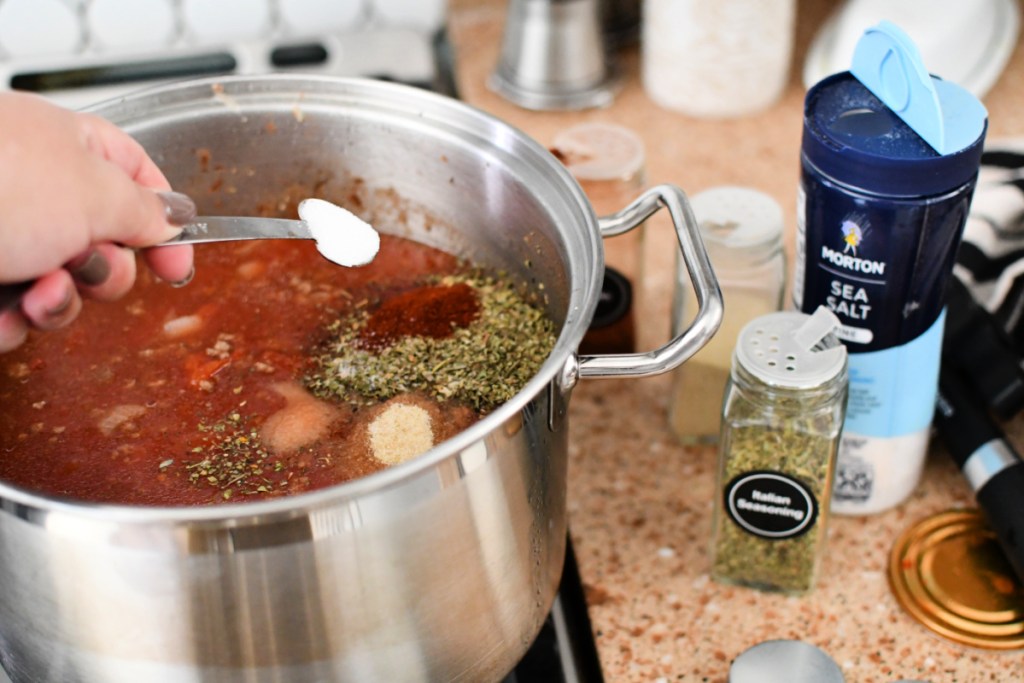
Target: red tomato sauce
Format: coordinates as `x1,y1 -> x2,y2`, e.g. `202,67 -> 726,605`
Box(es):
0,236 -> 465,506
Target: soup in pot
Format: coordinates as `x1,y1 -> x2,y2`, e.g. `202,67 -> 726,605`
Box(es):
0,225 -> 555,506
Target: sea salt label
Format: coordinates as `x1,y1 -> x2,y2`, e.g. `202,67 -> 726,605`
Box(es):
298,198 -> 380,267
796,184 -> 950,515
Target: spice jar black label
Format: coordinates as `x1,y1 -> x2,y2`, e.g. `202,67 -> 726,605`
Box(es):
724,471 -> 819,540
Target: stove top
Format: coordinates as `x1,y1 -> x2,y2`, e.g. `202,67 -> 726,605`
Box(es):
1,19 -> 457,109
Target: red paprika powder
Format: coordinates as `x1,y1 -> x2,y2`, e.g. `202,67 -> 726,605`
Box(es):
359,282 -> 480,350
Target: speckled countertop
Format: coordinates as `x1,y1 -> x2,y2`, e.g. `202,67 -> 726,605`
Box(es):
448,1 -> 1024,681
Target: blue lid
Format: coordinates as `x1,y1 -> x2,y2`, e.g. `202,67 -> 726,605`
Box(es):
802,23 -> 987,198
851,22 -> 987,156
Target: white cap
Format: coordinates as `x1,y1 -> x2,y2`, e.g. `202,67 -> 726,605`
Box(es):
550,122 -> 646,182
690,186 -> 784,249
735,307 -> 847,389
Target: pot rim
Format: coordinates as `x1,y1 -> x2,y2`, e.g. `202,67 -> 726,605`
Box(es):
0,75 -> 602,524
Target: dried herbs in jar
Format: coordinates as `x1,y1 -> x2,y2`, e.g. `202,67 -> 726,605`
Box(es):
710,307 -> 848,595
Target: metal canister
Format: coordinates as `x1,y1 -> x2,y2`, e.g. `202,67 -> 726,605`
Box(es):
794,22 -> 988,514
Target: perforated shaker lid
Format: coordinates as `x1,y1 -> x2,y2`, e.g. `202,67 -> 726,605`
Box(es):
735,307 -> 847,389
690,186 -> 784,250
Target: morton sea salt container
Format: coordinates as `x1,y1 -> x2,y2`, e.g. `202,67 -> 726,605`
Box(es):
794,22 -> 987,514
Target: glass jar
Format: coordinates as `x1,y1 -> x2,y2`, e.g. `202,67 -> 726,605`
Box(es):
550,122 -> 647,284
668,186 -> 786,444
709,307 -> 848,595
642,0 -> 796,118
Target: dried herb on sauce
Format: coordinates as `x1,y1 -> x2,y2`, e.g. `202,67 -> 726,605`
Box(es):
306,273 -> 556,412
177,411 -> 289,500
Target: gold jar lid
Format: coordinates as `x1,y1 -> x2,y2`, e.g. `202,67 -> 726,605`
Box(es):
889,508 -> 1024,649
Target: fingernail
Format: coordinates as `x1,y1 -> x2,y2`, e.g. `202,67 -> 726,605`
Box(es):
45,287 -> 74,317
169,266 -> 195,289
158,191 -> 197,226
67,249 -> 111,287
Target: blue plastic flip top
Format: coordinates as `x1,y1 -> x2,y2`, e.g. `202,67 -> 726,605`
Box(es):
850,21 -> 987,156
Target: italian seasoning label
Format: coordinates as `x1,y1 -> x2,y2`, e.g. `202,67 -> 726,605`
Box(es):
725,471 -> 819,539
711,417 -> 839,595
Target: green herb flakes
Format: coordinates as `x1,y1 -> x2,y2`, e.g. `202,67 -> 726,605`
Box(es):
711,422 -> 836,595
176,415 -> 279,498
710,360 -> 846,597
305,273 -> 556,412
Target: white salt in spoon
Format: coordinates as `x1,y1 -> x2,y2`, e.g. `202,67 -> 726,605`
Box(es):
297,198 -> 380,267
167,198 -> 380,267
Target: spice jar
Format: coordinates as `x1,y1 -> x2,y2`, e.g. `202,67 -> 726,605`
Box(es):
710,307 -> 848,595
668,186 -> 786,444
579,266 -> 635,354
641,0 -> 796,118
550,122 -> 647,284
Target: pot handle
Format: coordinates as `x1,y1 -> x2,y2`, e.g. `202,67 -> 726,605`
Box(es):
578,184 -> 723,379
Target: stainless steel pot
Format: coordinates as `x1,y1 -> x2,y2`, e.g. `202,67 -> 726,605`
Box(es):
0,76 -> 721,683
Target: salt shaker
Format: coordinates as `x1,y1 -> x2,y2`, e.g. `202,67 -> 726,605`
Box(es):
795,22 -> 987,515
710,307 -> 848,595
668,186 -> 786,444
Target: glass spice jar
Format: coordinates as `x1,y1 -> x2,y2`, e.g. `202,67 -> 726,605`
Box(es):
668,186 -> 786,444
579,266 -> 635,355
642,0 -> 796,118
550,122 -> 647,285
710,307 -> 848,595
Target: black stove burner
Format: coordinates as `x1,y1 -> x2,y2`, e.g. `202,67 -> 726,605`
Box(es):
504,537 -> 605,683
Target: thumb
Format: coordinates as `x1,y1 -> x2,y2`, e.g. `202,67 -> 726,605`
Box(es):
77,112 -> 196,247
88,164 -> 196,247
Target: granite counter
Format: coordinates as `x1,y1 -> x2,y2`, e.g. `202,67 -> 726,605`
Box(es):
448,1 -> 1024,681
